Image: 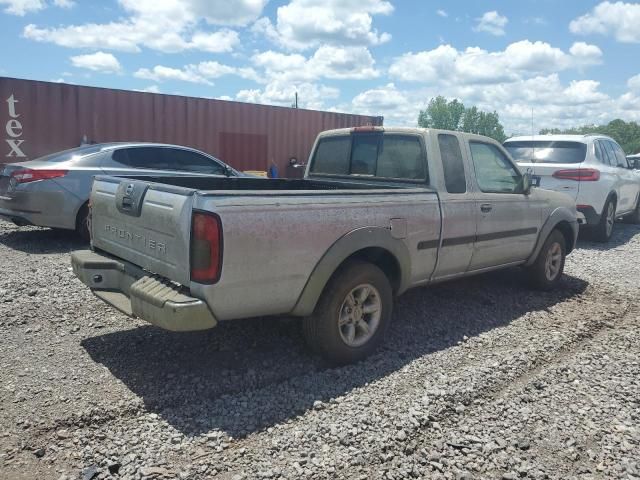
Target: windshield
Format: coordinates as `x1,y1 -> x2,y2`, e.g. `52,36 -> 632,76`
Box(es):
504,141 -> 587,164
36,145 -> 105,162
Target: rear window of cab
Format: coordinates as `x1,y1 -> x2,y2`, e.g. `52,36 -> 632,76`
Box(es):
310,133 -> 427,182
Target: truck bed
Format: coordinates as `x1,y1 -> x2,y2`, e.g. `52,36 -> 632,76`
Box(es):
111,175 -> 421,192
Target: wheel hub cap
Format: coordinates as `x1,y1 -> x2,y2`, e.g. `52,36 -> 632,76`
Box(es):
544,242 -> 562,281
338,283 -> 382,347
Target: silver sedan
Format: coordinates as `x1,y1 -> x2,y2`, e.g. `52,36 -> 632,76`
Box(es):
0,142 -> 241,240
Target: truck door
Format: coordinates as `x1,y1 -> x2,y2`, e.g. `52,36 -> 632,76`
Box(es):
467,141 -> 540,270
431,133 -> 478,279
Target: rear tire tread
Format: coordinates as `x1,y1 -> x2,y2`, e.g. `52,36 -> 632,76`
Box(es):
302,260 -> 392,365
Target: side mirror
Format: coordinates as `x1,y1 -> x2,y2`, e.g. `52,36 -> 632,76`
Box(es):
521,172 -> 533,195
633,159 -> 640,170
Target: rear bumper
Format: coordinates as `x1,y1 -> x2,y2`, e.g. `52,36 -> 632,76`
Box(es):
577,205 -> 600,226
0,194 -> 40,225
71,250 -> 217,331
0,188 -> 78,229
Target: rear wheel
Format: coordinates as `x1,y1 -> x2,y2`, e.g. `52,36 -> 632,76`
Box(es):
302,261 -> 393,365
527,230 -> 566,290
75,203 -> 91,242
592,197 -> 615,243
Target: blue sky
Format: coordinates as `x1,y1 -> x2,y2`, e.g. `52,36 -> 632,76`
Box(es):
1,0 -> 639,135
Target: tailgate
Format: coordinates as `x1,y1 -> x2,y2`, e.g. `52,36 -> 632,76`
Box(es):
90,176 -> 194,286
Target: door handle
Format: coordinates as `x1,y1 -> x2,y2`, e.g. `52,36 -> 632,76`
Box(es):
480,203 -> 493,213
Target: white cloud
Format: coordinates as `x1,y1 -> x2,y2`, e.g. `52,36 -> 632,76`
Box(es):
436,9 -> 448,18
185,0 -> 268,26
570,1 -> 640,43
70,51 -> 122,73
344,73 -> 626,134
134,61 -> 259,85
1,0 -> 45,15
474,11 -> 508,36
0,0 -> 73,14
253,0 -> 393,50
236,80 -> 340,110
140,85 -> 160,93
22,0 -> 256,53
135,65 -> 210,85
628,74 -> 640,90
389,40 -> 602,85
186,30 -> 240,53
351,83 -> 419,126
252,46 -> 380,82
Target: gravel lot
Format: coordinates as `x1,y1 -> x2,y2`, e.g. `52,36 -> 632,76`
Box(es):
0,219 -> 638,480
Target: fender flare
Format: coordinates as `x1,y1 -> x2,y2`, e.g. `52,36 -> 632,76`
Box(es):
525,207 -> 578,266
290,226 -> 412,317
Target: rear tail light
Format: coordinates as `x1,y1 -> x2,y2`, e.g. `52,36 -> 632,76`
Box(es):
190,211 -> 223,284
552,168 -> 600,181
11,168 -> 68,184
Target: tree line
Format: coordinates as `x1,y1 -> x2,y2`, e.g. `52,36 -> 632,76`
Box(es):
539,119 -> 640,155
418,96 -> 640,154
418,96 -> 507,143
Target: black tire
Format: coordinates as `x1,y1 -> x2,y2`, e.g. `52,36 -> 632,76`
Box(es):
76,203 -> 91,242
592,197 -> 616,242
302,260 -> 393,365
623,196 -> 640,224
526,230 -> 566,291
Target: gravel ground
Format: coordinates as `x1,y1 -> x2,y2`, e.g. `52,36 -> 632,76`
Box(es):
0,219 -> 638,480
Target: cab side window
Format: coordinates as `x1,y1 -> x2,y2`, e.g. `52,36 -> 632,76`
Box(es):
469,142 -> 522,194
438,134 -> 466,193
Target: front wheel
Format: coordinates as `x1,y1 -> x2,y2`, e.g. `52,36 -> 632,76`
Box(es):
302,261 -> 393,365
527,230 -> 566,290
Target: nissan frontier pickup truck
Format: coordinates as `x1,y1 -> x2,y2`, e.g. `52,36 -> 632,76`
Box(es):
72,127 -> 579,364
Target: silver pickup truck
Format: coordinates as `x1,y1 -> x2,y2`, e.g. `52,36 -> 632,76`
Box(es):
72,127 -> 579,364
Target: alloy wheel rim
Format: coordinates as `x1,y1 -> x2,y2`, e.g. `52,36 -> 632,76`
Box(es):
338,283 -> 382,347
606,203 -> 615,236
544,242 -> 562,281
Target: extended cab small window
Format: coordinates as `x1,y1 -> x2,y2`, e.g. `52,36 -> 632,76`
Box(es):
470,142 -> 522,194
438,134 -> 466,193
311,133 -> 427,181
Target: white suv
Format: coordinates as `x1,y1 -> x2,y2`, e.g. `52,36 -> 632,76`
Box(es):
504,134 -> 640,242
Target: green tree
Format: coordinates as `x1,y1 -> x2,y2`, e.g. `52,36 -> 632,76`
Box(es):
418,96 -> 507,143
539,119 -> 640,154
